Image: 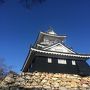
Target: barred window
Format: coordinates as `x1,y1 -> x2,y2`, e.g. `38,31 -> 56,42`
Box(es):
58,59 -> 67,64
48,58 -> 52,63
72,60 -> 76,65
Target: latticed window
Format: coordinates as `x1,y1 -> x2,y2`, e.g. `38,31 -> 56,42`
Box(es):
48,58 -> 52,63
72,60 -> 76,65
58,59 -> 67,64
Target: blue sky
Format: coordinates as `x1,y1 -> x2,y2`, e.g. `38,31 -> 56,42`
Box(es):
0,0 -> 90,73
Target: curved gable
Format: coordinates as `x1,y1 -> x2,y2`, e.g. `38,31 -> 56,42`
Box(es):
44,43 -> 75,54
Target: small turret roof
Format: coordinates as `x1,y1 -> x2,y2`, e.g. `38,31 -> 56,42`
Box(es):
47,26 -> 57,35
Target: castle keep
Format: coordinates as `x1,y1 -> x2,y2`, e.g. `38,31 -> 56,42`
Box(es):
22,27 -> 90,76
0,27 -> 90,90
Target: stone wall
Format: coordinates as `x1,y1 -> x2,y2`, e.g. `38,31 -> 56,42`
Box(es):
0,72 -> 90,90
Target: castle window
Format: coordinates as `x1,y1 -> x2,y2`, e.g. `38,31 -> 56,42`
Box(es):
58,59 -> 67,64
48,58 -> 52,63
72,60 -> 76,65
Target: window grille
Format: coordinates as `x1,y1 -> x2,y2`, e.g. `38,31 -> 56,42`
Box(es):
58,59 -> 67,64
72,60 -> 76,65
48,58 -> 52,63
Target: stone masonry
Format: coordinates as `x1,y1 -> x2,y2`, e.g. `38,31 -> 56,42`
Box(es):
0,71 -> 90,90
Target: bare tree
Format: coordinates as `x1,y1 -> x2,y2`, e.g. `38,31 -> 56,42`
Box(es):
19,0 -> 46,9
0,0 -> 5,5
0,58 -> 11,79
0,0 -> 46,9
